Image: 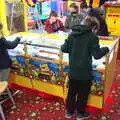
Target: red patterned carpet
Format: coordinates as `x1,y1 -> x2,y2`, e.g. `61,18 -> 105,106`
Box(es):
0,61 -> 120,120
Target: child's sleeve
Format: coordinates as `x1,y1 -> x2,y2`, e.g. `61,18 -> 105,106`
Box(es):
89,35 -> 109,59
59,20 -> 64,31
61,36 -> 72,53
1,37 -> 21,49
45,20 -> 52,33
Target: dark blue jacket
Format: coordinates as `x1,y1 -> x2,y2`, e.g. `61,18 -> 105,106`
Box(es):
0,37 -> 20,69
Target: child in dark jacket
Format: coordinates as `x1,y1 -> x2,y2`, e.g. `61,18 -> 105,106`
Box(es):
0,23 -> 21,82
61,16 -> 109,120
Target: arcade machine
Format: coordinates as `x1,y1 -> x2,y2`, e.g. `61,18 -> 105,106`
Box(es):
7,32 -> 119,109
104,1 -> 120,59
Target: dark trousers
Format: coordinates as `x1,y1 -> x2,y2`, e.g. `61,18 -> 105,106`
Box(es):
66,79 -> 92,114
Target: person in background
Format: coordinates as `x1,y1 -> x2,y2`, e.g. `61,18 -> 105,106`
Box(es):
45,11 -> 64,33
64,3 -> 83,31
87,8 -> 109,36
79,2 -> 88,18
99,0 -> 108,7
0,23 -> 21,85
61,16 -> 109,120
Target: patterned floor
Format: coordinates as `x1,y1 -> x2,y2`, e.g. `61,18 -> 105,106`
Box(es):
0,61 -> 120,120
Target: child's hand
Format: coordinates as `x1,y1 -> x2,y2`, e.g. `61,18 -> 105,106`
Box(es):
17,35 -> 23,39
15,35 -> 22,43
103,47 -> 109,53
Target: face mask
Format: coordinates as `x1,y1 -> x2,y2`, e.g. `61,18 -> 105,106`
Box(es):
71,12 -> 77,16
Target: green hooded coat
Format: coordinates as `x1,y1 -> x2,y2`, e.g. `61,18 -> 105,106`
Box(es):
61,25 -> 109,80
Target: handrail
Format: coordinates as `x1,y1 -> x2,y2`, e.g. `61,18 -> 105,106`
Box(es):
106,38 -> 119,57
19,42 -> 60,50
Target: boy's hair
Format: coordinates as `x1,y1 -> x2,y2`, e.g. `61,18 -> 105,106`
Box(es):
87,8 -> 104,17
83,16 -> 100,32
49,11 -> 58,17
69,3 -> 79,12
80,2 -> 88,9
0,23 -> 3,30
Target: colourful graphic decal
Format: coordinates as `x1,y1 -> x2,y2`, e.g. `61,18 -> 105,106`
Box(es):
11,55 -> 104,96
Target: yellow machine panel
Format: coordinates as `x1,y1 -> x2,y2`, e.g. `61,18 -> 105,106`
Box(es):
105,4 -> 120,36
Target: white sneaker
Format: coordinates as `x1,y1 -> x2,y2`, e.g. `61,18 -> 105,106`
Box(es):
76,112 -> 90,120
65,112 -> 73,119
